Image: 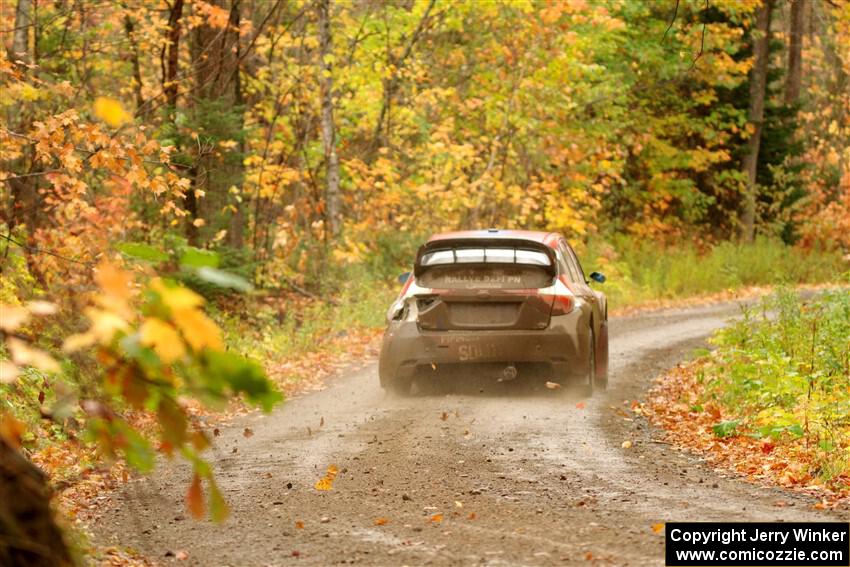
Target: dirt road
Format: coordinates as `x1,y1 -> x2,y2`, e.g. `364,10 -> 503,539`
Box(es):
92,301 -> 849,566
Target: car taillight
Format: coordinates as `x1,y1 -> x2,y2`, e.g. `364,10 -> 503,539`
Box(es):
543,276 -> 575,316
551,294 -> 574,315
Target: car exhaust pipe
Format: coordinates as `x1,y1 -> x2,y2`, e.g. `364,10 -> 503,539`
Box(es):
499,364 -> 518,382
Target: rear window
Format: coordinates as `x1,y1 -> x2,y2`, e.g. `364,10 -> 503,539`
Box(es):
420,247 -> 551,268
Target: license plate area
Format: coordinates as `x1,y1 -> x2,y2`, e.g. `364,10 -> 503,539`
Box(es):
448,302 -> 520,327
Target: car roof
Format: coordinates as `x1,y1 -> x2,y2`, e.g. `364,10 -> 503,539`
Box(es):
427,229 -> 560,246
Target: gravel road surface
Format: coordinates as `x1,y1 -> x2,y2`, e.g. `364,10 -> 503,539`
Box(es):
92,301 -> 849,566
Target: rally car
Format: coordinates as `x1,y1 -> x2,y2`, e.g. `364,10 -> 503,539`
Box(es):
379,229 -> 608,395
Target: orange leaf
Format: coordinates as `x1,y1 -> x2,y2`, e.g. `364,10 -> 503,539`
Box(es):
651,522 -> 664,534
429,513 -> 443,523
374,518 -> 389,526
186,473 -> 205,519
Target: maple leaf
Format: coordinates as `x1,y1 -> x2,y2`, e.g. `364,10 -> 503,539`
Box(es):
0,361 -> 20,384
7,337 -> 60,372
173,308 -> 223,352
140,317 -> 186,363
0,305 -> 29,332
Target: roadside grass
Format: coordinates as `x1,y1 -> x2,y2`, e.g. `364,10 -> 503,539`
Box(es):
219,266 -> 395,390
648,286 -> 850,504
582,236 -> 846,309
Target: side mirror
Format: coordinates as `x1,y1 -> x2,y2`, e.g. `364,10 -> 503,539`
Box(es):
589,271 -> 606,284
398,271 -> 411,284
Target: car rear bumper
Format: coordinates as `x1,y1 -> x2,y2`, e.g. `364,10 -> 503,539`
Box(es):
378,310 -> 591,387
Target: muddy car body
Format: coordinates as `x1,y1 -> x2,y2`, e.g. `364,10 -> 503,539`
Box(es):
379,230 -> 608,395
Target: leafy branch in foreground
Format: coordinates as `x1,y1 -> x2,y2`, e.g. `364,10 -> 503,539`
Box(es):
1,260 -> 282,523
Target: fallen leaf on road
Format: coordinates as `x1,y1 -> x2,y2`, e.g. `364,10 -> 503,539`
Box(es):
243,427 -> 253,438
429,513 -> 443,523
545,381 -> 561,389
295,521 -> 304,529
651,522 -> 664,533
621,440 -> 632,449
374,518 -> 389,526
575,401 -> 586,409
467,512 -> 477,520
314,464 -> 339,491
440,411 -> 448,421
213,427 -> 220,437
454,500 -> 463,508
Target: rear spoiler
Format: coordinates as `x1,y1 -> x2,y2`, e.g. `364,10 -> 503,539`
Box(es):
413,238 -> 557,278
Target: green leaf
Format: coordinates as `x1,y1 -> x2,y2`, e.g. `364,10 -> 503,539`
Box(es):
205,351 -> 282,412
195,267 -> 253,292
712,420 -> 740,438
208,478 -> 230,523
117,421 -> 156,473
786,424 -> 804,437
180,247 -> 220,269
117,242 -> 169,263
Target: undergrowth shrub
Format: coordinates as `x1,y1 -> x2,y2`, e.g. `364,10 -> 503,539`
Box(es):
700,287 -> 850,484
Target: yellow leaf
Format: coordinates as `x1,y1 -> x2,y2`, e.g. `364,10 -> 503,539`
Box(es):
94,262 -> 134,318
0,361 -> 20,384
314,464 -> 339,491
153,280 -> 204,311
93,97 -> 132,128
26,301 -> 57,316
651,522 -> 664,534
0,305 -> 29,332
173,308 -> 223,352
7,337 -> 60,372
621,440 -> 633,449
140,318 -> 186,363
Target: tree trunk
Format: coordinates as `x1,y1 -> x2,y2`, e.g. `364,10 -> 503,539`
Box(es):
6,0 -> 39,236
0,439 -> 73,567
123,13 -> 146,115
741,0 -> 774,243
188,0 -> 245,248
227,0 -> 245,249
164,0 -> 185,113
318,0 -> 341,239
10,0 -> 31,64
785,0 -> 805,105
